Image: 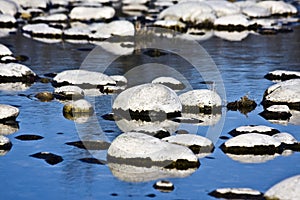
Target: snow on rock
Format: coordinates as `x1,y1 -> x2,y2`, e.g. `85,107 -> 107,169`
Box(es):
229,125 -> 280,136
92,40 -> 134,55
22,23 -> 63,38
234,1 -> 256,9
263,79 -> 300,109
107,132 -> 200,169
209,188 -> 263,199
260,105 -> 292,121
162,134 -> 214,157
265,175 -> 300,200
153,180 -> 174,193
214,31 -> 249,41
272,132 -> 297,145
205,0 -> 241,17
11,0 -> 50,9
63,99 -> 94,115
0,63 -> 36,82
266,105 -> 290,113
154,20 -> 186,30
0,135 -> 12,151
63,26 -> 91,40
152,77 -> 185,90
158,2 -> 215,25
0,14 -> 17,27
0,82 -> 31,91
69,6 -> 115,21
0,104 -> 19,121
257,1 -> 297,15
221,133 -> 282,154
214,14 -> 250,27
112,83 -> 182,117
54,85 -> 84,100
0,0 -> 18,16
32,13 -> 68,23
242,5 -> 272,18
123,0 -> 149,4
265,70 -> 300,81
0,44 -> 12,57
179,89 -> 222,113
53,69 -> 116,88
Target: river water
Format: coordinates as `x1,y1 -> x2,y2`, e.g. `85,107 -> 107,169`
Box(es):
0,25 -> 299,199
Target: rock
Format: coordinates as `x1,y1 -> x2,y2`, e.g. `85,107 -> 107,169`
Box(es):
242,5 -> 272,18
152,77 -> 185,91
228,125 -> 280,136
220,133 -> 282,155
205,1 -> 241,17
179,89 -> 222,114
257,1 -> 297,15
0,43 -> 13,57
209,188 -> 263,199
31,13 -> 68,23
22,23 -> 63,39
53,69 -> 116,88
153,180 -> 174,193
92,40 -> 134,55
69,6 -> 115,22
65,140 -> 110,150
153,20 -> 186,32
0,82 -> 31,91
133,125 -> 171,139
53,85 -> 84,100
15,134 -> 43,141
0,104 -> 19,122
112,83 -> 182,121
0,14 -> 17,28
260,105 -> 292,120
264,175 -> 300,200
30,152 -> 63,165
214,14 -> 250,30
110,75 -> 127,86
263,79 -> 300,110
272,132 -> 297,145
35,91 -> 54,102
264,70 -> 300,81
162,134 -> 214,157
79,158 -> 106,165
214,31 -> 249,42
227,95 -> 257,115
63,99 -> 94,118
0,0 -> 18,16
107,132 -> 200,169
0,63 -> 36,83
13,0 -> 49,10
0,135 -> 12,151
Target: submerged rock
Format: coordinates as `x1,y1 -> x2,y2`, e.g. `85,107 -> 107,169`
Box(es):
112,83 -> 182,121
263,79 -> 300,110
264,70 -> 300,81
0,135 -> 12,151
107,132 -> 200,169
264,175 -> 300,200
35,91 -> 54,102
30,152 -> 63,165
227,95 -> 257,115
228,125 -> 280,136
209,188 -> 263,199
152,77 -> 185,91
260,105 -> 292,120
0,63 -> 36,83
0,104 -> 19,122
15,134 -> 43,141
153,180 -> 174,193
179,89 -> 222,114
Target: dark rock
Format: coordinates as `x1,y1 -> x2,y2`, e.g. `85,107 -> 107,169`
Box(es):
209,188 -> 264,199
66,140 -> 110,150
15,134 -> 44,141
153,180 -> 174,193
143,49 -> 167,57
227,95 -> 257,115
79,158 -> 106,165
35,92 -> 54,102
30,152 -> 63,165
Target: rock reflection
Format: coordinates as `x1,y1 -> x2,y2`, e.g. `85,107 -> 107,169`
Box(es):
0,82 -> 32,91
214,31 -> 249,41
0,121 -> 19,135
225,153 -> 280,163
180,112 -> 221,126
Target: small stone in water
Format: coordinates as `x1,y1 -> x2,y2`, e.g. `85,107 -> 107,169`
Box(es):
35,92 -> 54,102
227,95 -> 257,115
15,134 -> 44,141
30,152 -> 63,165
153,180 -> 174,193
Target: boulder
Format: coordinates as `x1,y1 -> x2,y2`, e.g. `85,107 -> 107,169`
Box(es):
214,14 -> 250,30
152,77 -> 185,91
0,43 -> 13,57
22,23 -> 63,39
54,85 -> 84,100
209,188 -> 263,199
63,99 -> 94,120
0,63 -> 36,83
242,5 -> 271,18
264,70 -> 300,81
69,6 -> 115,21
0,104 -> 19,122
260,105 -> 292,120
153,180 -> 174,193
205,1 -> 241,17
228,125 -> 280,136
257,1 -> 297,15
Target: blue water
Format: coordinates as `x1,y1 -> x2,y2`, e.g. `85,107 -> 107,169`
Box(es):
0,26 -> 300,199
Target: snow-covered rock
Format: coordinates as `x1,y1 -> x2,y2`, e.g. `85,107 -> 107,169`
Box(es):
153,180 -> 174,192
242,5 -> 271,18
0,63 -> 36,83
0,14 -> 17,27
110,75 -> 127,86
272,132 -> 297,145
107,132 -> 200,169
0,135 -> 12,151
265,175 -> 300,200
260,105 -> 292,120
54,85 -> 84,100
221,133 -> 282,154
22,23 -> 63,38
179,89 -> 222,113
123,0 -> 149,4
154,20 -> 186,30
0,104 -> 19,121
209,188 -> 263,199
0,44 -> 12,57
32,13 -> 68,23
92,40 -> 134,55
113,83 -> 182,119
12,0 -> 49,9
214,31 -> 249,41
265,70 -> 300,81
205,1 -> 241,17
0,82 -> 30,91
152,77 -> 185,91
228,125 -> 280,136
63,99 -> 94,116
257,1 -> 297,15
263,79 -> 300,109
53,69 -> 116,88
0,0 -> 18,16
69,6 -> 115,21
158,2 -> 215,25
162,134 -> 214,157
214,14 -> 250,27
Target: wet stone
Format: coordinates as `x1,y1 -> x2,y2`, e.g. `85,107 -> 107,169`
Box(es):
228,125 -> 280,137
264,70 -> 300,81
15,134 -> 44,141
227,95 -> 257,115
35,92 -> 54,102
209,188 -> 264,199
66,140 -> 110,150
259,105 -> 292,120
30,152 -> 63,165
153,180 -> 174,193
79,158 -> 106,165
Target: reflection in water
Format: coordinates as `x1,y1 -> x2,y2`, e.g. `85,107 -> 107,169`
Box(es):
214,31 -> 250,41
0,121 -> 19,135
0,82 -> 32,91
225,153 -> 280,163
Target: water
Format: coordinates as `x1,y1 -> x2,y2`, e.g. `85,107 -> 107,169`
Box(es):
0,26 -> 300,199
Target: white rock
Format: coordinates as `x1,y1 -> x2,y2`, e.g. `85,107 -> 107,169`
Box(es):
266,70 -> 300,80
266,105 -> 290,113
0,104 -> 19,121
0,0 -> 18,16
265,175 -> 300,200
107,132 -> 199,166
214,14 -> 250,27
0,63 -> 36,78
214,31 -> 249,41
233,125 -> 279,135
205,0 -> 241,17
122,4 -> 148,12
257,1 -> 297,15
53,69 -> 116,87
110,75 -> 127,85
1,55 -> 16,62
264,79 -> 300,104
242,5 -> 272,17
152,77 -> 183,86
154,20 -> 186,29
179,89 -> 222,109
0,82 -> 30,91
32,13 -> 68,22
63,26 -> 91,39
54,85 -> 84,99
113,83 -> 182,113
0,14 -> 17,24
0,43 -> 12,57
158,2 -> 215,24
63,99 -> 93,113
211,188 -> 262,196
162,134 -> 213,149
11,0 -> 49,9
92,41 -> 134,55
153,180 -> 174,192
22,23 -> 62,36
224,133 -> 281,148
69,6 -> 115,21
123,0 -> 149,4
234,1 -> 256,9
272,132 -> 297,145
51,0 -> 69,6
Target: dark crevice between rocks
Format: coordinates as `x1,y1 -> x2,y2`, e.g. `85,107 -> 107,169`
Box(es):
189,145 -> 214,155
79,158 -> 107,165
228,126 -> 280,137
107,155 -> 200,170
227,95 -> 257,115
66,140 -> 110,150
30,152 -> 63,165
208,190 -> 265,200
15,134 -> 44,141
